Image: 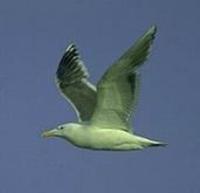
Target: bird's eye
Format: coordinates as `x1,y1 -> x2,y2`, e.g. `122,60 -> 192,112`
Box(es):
58,126 -> 64,130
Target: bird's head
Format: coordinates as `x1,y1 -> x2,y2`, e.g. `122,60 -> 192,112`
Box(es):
41,123 -> 80,139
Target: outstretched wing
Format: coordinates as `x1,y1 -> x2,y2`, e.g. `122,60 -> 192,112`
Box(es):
56,44 -> 97,121
91,25 -> 157,132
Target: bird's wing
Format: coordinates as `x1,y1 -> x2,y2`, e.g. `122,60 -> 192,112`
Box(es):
56,44 -> 97,122
91,26 -> 157,132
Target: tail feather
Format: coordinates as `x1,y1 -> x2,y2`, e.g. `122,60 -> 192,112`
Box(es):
137,136 -> 167,148
149,141 -> 167,147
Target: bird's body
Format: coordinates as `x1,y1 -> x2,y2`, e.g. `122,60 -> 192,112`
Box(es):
44,123 -> 164,151
42,25 -> 166,151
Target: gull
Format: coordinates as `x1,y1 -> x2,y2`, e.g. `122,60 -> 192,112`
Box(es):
42,25 -> 166,151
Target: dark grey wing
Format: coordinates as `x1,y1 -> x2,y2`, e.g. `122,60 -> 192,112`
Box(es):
91,26 -> 157,132
56,44 -> 97,121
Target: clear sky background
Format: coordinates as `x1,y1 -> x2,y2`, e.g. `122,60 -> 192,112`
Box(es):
0,0 -> 199,192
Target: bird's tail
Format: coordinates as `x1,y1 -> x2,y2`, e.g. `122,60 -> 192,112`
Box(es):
149,141 -> 167,147
135,135 -> 167,148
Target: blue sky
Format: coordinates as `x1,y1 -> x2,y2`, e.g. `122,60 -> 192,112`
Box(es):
0,0 -> 199,192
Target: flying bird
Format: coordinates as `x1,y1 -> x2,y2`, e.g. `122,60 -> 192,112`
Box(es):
42,25 -> 166,151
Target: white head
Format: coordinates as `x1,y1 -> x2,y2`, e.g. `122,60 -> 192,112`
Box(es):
42,123 -> 82,140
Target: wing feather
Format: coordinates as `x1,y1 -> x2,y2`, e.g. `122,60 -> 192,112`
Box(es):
56,44 -> 97,121
91,26 -> 157,132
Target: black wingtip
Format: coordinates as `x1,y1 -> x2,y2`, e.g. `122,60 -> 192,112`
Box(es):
65,42 -> 77,53
150,25 -> 157,33
146,25 -> 157,39
56,42 -> 89,83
